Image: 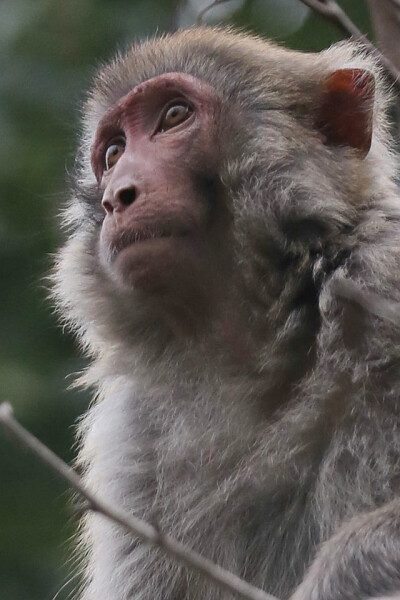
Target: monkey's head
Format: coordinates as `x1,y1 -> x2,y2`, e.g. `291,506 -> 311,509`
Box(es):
55,28 -> 393,361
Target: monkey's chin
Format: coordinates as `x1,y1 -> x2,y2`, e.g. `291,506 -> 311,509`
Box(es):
109,236 -> 193,294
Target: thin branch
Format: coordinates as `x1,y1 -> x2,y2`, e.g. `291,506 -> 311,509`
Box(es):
0,402 -> 277,600
297,0 -> 362,36
196,0 -> 400,91
196,0 -> 231,24
297,0 -> 400,91
368,0 -> 400,73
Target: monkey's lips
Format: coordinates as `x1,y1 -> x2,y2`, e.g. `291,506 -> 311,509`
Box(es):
106,226 -> 192,259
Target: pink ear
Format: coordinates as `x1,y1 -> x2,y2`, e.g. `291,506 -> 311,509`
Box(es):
317,68 -> 375,158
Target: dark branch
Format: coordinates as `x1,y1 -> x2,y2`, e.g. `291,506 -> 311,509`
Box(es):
196,0 -> 233,24
297,0 -> 400,91
0,402 -> 277,600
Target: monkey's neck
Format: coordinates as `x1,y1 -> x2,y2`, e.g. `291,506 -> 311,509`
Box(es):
85,287 -> 319,421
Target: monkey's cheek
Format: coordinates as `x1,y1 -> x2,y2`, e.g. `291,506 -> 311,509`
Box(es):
110,237 -> 191,293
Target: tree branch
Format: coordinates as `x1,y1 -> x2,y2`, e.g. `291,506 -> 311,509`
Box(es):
297,0 -> 400,91
368,0 -> 400,73
196,0 -> 232,24
0,402 -> 277,600
197,0 -> 400,91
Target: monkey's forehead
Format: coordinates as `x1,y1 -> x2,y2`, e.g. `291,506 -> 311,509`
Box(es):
85,27 -> 325,124
82,26 -> 383,153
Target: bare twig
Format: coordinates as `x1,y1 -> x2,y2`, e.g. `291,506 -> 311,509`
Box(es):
196,0 -> 232,24
297,0 -> 400,91
196,0 -> 400,90
0,402 -> 277,600
297,0 -> 363,36
368,0 -> 400,72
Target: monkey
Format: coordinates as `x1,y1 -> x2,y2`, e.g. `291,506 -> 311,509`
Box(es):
53,26 -> 400,600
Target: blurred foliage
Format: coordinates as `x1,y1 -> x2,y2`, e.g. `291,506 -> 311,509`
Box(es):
0,1 -> 385,599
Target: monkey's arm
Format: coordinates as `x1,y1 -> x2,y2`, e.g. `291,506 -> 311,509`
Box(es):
291,499 -> 400,600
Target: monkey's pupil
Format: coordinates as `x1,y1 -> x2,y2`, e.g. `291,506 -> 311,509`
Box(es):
105,144 -> 124,170
164,104 -> 189,129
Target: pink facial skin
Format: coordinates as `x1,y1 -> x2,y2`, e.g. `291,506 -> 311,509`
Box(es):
91,73 -> 225,296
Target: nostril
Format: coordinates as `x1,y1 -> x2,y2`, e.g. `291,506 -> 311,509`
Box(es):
102,186 -> 138,214
118,187 -> 137,207
102,199 -> 113,214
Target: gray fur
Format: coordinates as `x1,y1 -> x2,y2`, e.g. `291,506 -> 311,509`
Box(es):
54,28 -> 400,600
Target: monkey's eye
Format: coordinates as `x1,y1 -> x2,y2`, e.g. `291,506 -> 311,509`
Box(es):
159,102 -> 193,132
105,138 -> 125,170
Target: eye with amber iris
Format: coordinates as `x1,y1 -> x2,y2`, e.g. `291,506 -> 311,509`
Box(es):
159,102 -> 193,132
105,138 -> 125,170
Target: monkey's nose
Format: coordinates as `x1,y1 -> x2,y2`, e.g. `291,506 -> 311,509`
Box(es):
102,185 -> 138,214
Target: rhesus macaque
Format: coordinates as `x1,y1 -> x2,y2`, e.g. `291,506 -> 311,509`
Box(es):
54,27 -> 400,600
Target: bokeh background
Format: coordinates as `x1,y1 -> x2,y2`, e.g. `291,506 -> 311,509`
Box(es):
0,1 -> 389,599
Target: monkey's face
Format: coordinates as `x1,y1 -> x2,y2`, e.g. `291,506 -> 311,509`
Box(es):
90,73 -> 229,299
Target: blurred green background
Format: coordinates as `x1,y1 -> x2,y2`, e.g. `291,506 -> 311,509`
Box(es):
0,1 -> 382,598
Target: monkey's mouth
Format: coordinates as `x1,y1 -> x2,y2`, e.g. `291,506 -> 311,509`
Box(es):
108,227 -> 191,257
